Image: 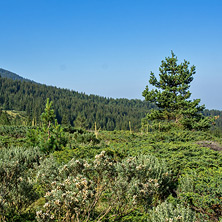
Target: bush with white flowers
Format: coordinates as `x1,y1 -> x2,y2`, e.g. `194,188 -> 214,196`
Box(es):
36,151 -> 172,221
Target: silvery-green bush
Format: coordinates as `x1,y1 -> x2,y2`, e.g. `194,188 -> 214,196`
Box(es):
0,146 -> 42,218
148,201 -> 196,222
34,155 -> 61,194
115,155 -> 171,208
36,151 -> 172,221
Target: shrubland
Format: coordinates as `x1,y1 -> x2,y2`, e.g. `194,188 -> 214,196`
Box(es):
1,52 -> 222,221
1,117 -> 222,221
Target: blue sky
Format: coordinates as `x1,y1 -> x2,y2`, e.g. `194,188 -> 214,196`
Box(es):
0,0 -> 222,110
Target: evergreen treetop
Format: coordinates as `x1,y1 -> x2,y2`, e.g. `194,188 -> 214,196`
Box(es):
142,51 -> 211,130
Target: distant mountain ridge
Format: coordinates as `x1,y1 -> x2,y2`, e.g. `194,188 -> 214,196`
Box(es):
0,67 -> 221,131
0,68 -> 34,82
0,71 -> 155,130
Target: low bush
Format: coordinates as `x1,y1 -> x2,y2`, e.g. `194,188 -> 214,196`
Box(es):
148,201 -> 196,222
36,151 -> 172,221
178,168 -> 222,221
0,146 -> 42,220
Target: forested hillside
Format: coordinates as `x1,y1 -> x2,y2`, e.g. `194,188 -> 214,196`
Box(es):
0,68 -> 33,82
1,71 -> 222,131
203,109 -> 222,129
0,75 -> 155,130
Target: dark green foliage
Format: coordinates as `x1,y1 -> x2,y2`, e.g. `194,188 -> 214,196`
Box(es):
27,99 -> 67,154
73,131 -> 100,144
41,99 -> 56,125
178,168 -> 222,221
142,51 -> 212,130
0,110 -> 11,125
203,109 -> 222,136
0,110 -> 25,126
101,130 -> 222,175
0,125 -> 31,148
63,126 -> 85,134
0,76 -> 154,131
73,113 -> 88,129
61,113 -> 71,126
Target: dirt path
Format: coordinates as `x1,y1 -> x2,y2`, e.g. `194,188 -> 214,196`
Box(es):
196,141 -> 222,151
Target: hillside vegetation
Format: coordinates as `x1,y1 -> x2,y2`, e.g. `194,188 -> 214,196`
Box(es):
1,120 -> 222,221
1,53 -> 222,221
1,68 -> 222,132
0,75 -> 155,131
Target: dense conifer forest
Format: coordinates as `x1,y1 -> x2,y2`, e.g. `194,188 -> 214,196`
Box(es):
0,69 -> 222,132
0,72 -> 155,131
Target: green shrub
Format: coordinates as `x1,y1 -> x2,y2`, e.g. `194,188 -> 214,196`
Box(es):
178,168 -> 222,221
73,131 -> 100,144
26,99 -> 67,154
148,201 -> 196,222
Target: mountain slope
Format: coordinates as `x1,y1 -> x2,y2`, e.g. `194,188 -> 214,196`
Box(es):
0,76 -> 155,130
0,68 -> 33,82
0,68 -> 221,131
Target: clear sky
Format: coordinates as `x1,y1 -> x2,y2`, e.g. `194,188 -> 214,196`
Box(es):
0,0 -> 222,110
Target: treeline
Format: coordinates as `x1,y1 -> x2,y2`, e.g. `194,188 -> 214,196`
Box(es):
203,109 -> 222,135
203,109 -> 222,128
1,74 -> 222,131
0,76 -> 155,130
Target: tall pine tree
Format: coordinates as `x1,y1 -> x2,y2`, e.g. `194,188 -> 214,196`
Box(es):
142,51 -> 211,130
